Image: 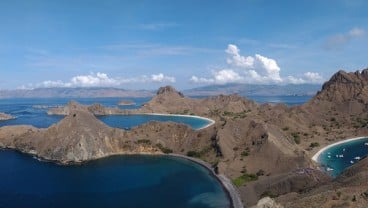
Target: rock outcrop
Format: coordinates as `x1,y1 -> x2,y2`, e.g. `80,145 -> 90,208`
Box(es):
0,112 -> 14,120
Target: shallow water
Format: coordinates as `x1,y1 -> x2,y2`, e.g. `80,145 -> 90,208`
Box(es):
0,151 -> 230,208
316,137 -> 368,177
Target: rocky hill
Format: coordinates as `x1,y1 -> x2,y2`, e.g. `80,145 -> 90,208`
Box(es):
0,69 -> 368,207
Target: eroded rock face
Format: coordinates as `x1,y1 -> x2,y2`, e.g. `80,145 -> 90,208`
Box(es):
157,85 -> 184,97
312,69 -> 368,104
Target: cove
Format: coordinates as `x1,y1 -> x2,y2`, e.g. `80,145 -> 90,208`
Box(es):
98,114 -> 213,130
0,150 -> 230,208
312,137 -> 368,177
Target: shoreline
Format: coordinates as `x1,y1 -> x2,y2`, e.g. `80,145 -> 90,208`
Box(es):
0,147 -> 242,208
142,113 -> 216,130
312,136 -> 368,162
169,153 -> 243,208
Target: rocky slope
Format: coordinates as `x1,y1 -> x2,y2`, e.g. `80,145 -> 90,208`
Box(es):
0,69 -> 367,207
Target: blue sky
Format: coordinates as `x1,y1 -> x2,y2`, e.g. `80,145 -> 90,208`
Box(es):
0,0 -> 367,90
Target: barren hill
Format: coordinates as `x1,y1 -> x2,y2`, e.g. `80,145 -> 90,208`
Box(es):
0,69 -> 368,207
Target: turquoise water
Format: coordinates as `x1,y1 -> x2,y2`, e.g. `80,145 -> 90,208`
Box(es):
0,98 -> 210,130
316,137 -> 368,177
0,151 -> 230,208
99,114 -> 210,130
0,96 -> 314,207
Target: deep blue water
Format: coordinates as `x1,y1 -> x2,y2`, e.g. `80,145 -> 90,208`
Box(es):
0,151 -> 230,208
0,96 -> 313,207
317,137 -> 368,177
247,95 -> 312,106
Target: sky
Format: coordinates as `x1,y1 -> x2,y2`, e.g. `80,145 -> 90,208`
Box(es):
0,0 -> 367,90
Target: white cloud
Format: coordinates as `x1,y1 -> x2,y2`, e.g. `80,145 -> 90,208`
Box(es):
190,70 -> 243,84
286,72 -> 324,84
324,27 -> 365,50
225,44 -> 282,83
191,44 -> 324,85
35,72 -> 176,88
303,72 -> 323,83
151,73 -> 176,83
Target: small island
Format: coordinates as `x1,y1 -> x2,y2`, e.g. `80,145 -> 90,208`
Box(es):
0,112 -> 15,121
118,100 -> 136,106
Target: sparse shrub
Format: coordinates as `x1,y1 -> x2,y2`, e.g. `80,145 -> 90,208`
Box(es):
309,142 -> 320,148
136,139 -> 151,145
291,132 -> 301,144
187,150 -> 201,158
155,143 -> 173,154
282,127 -> 289,131
256,169 -> 265,176
232,173 -> 258,187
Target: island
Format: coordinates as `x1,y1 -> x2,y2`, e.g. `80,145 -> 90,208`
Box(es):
0,112 -> 15,121
118,100 -> 136,106
0,68 -> 367,207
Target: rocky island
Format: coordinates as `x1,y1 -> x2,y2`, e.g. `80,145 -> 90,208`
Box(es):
0,112 -> 15,121
0,68 -> 368,207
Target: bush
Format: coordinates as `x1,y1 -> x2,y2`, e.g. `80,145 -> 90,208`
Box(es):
309,142 -> 320,148
291,132 -> 301,144
232,173 -> 258,187
136,139 -> 151,145
155,143 -> 173,154
186,150 -> 201,158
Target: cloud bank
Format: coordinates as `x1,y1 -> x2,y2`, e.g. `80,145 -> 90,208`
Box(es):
31,72 -> 175,89
191,44 -> 324,85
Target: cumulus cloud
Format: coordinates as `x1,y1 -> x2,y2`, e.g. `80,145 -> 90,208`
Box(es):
191,69 -> 243,84
191,44 -> 324,85
286,72 -> 324,84
151,73 -> 176,83
324,27 -> 365,50
225,44 -> 282,83
35,72 -> 175,88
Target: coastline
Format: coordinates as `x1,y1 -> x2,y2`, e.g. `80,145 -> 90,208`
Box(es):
312,136 -> 368,162
170,153 -> 243,208
0,147 -> 242,208
142,113 -> 216,130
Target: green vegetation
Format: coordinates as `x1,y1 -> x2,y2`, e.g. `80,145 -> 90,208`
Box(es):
136,139 -> 151,145
353,117 -> 368,128
291,132 -> 301,144
155,143 -> 173,154
309,142 -> 320,148
186,146 -> 212,158
282,127 -> 289,131
241,147 -> 250,157
232,173 -> 258,187
222,110 -> 250,119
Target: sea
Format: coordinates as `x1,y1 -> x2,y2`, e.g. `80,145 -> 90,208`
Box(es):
316,137 -> 368,177
0,95 -> 313,207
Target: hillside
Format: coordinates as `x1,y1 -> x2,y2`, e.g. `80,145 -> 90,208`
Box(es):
0,69 -> 367,207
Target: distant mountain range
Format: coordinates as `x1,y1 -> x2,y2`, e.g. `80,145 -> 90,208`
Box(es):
0,84 -> 321,98
183,83 -> 321,96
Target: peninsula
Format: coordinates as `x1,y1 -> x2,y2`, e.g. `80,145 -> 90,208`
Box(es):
0,68 -> 367,207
